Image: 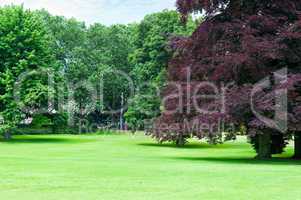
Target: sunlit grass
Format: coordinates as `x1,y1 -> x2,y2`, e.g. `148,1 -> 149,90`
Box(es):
0,134 -> 300,200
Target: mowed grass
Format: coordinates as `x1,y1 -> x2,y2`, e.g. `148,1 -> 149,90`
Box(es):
0,133 -> 300,200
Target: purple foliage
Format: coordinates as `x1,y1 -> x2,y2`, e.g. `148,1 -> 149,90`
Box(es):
152,1 -> 301,142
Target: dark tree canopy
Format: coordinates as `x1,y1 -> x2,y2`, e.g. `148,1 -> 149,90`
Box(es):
152,0 -> 301,144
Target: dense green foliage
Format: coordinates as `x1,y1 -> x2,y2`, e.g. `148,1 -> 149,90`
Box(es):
36,10 -> 136,131
0,6 -> 57,138
125,10 -> 197,130
0,6 -> 198,136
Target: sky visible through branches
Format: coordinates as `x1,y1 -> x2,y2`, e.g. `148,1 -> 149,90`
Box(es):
0,0 -> 176,25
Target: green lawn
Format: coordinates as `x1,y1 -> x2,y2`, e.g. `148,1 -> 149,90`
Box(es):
0,133 -> 300,200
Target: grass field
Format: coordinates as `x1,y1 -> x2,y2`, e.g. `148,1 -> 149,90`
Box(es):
0,133 -> 300,200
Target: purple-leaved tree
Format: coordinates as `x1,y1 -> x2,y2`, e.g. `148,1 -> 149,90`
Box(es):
152,0 -> 301,159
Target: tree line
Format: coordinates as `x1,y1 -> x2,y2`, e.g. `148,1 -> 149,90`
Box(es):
0,5 -> 197,138
1,1 -> 301,160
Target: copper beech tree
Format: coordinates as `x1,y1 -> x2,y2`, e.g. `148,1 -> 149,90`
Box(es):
152,0 -> 301,159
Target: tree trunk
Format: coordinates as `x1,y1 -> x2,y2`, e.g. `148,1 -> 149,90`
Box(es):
256,133 -> 271,159
119,92 -> 124,130
271,134 -> 287,154
176,135 -> 185,147
293,132 -> 301,159
3,132 -> 12,140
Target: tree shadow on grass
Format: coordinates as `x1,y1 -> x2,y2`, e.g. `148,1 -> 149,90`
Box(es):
138,143 -> 209,149
172,156 -> 301,165
138,142 -> 248,149
0,136 -> 96,144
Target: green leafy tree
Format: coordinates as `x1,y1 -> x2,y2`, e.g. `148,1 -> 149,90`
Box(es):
86,24 -> 136,128
36,10 -> 90,131
0,6 -> 56,139
125,10 -> 197,130
37,11 -> 136,131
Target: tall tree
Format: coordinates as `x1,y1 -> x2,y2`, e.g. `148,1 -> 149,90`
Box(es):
38,11 -> 136,131
86,24 -> 136,128
125,10 -> 197,131
0,6 -> 57,139
153,0 -> 301,156
34,10 -> 88,132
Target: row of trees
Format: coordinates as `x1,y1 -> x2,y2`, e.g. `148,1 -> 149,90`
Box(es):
152,0 -> 301,159
0,5 -> 197,138
3,2 -> 299,160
